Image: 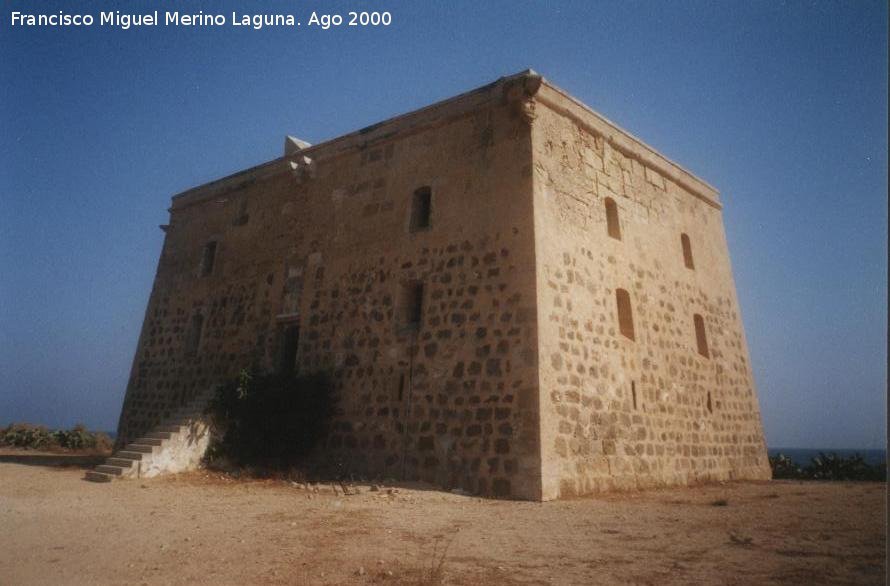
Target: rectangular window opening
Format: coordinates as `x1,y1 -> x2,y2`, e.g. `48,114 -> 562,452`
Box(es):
186,314 -> 204,355
233,198 -> 250,226
616,288 -> 635,341
200,241 -> 217,276
694,314 -> 710,358
681,233 -> 695,270
410,186 -> 432,232
278,324 -> 300,375
605,197 -> 621,241
400,281 -> 424,330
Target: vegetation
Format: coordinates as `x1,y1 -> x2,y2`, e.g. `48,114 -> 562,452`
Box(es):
204,369 -> 336,467
0,423 -> 112,452
769,452 -> 886,481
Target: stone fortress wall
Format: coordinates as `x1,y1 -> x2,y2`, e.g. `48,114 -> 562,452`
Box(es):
117,74 -> 544,499
116,71 -> 770,500
530,82 -> 771,499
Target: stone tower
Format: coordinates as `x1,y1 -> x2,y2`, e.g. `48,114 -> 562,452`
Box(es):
116,71 -> 771,500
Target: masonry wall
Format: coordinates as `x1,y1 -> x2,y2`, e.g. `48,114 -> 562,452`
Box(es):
530,90 -> 771,499
116,90 -> 543,499
116,71 -> 771,501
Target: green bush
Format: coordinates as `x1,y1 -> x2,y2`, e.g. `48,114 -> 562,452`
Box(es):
2,424 -> 52,448
0,423 -> 112,452
205,369 -> 336,467
806,452 -> 886,481
770,452 -> 886,481
769,453 -> 804,479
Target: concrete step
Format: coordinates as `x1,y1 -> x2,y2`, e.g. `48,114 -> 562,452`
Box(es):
175,412 -> 205,419
116,451 -> 145,461
126,443 -> 157,454
106,458 -> 137,468
145,431 -> 173,440
158,425 -> 187,433
85,471 -> 113,483
134,437 -> 164,447
96,465 -> 126,476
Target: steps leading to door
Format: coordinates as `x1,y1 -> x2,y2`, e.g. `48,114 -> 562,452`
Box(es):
85,392 -> 213,483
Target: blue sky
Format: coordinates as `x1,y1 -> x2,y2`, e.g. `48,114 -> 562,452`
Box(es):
1,1 -> 886,449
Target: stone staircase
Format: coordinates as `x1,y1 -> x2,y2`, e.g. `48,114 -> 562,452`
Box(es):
85,393 -> 213,483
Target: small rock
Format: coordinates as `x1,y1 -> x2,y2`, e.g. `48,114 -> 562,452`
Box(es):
356,566 -> 366,576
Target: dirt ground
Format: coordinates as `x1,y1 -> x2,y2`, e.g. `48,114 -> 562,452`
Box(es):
0,451 -> 885,586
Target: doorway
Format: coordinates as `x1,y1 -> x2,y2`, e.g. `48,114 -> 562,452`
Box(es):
278,324 -> 300,376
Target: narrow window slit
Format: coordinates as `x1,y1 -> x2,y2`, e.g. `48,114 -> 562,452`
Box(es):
681,233 -> 695,269
605,197 -> 621,240
616,288 -> 635,340
186,314 -> 204,355
400,281 -> 424,330
200,241 -> 217,276
694,314 -> 709,358
233,198 -> 249,226
410,186 -> 432,231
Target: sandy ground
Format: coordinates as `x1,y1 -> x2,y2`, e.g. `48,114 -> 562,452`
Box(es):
0,451 -> 885,586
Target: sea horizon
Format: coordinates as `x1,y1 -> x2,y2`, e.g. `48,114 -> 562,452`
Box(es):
768,447 -> 886,466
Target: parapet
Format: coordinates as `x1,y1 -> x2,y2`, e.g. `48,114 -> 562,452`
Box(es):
170,70 -> 719,211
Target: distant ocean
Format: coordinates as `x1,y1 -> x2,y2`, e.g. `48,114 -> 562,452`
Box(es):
768,448 -> 886,467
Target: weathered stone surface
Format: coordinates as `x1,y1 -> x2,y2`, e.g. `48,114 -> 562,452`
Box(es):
114,71 -> 769,501
284,135 -> 312,155
532,80 -> 770,499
